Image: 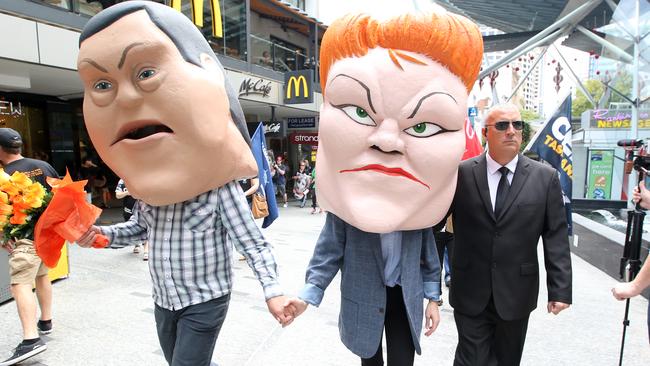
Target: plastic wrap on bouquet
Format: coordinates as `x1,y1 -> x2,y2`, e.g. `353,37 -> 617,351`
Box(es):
34,171 -> 108,267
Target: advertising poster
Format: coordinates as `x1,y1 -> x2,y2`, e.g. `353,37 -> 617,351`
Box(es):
587,150 -> 614,199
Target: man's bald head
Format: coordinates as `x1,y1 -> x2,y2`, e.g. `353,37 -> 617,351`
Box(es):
484,104 -> 521,126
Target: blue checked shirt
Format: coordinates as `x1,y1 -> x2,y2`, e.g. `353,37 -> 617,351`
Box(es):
101,181 -> 282,310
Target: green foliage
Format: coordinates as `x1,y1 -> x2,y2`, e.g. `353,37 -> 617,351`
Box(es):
520,109 -> 540,122
521,121 -> 532,152
518,109 -> 538,152
610,69 -> 633,104
572,79 -> 605,118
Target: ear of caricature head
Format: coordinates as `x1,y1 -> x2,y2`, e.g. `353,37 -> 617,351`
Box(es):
78,1 -> 256,206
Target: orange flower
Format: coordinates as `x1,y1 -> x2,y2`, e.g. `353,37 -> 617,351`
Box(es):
23,182 -> 46,208
0,182 -> 19,197
10,211 -> 27,225
10,171 -> 33,191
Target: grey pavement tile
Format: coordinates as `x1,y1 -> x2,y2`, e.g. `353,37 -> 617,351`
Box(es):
231,290 -> 249,297
130,291 -> 150,298
250,305 -> 268,313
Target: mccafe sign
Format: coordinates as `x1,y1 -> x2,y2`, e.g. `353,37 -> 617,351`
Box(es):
289,132 -> 319,146
239,78 -> 272,98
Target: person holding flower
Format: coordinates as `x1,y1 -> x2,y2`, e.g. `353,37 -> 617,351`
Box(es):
0,128 -> 59,366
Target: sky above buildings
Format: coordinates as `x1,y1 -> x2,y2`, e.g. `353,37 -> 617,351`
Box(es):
318,0 -> 436,25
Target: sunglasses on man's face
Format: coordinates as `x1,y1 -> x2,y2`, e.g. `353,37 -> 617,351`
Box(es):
487,120 -> 525,131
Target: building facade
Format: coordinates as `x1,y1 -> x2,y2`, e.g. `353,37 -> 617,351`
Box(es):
0,0 -> 325,182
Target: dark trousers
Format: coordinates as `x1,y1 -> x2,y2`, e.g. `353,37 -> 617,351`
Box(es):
311,187 -> 318,208
433,231 -> 454,282
154,295 -> 230,366
361,285 -> 415,366
453,297 -> 529,366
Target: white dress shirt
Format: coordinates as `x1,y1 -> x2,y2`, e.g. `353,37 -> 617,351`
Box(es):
486,153 -> 518,212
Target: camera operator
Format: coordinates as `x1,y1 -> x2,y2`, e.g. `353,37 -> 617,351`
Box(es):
612,181 -> 650,341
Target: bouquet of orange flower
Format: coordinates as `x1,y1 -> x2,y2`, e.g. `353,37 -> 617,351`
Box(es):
0,169 -> 52,243
0,169 -> 109,267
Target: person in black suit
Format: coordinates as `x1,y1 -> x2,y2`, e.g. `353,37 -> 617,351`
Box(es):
450,104 -> 572,365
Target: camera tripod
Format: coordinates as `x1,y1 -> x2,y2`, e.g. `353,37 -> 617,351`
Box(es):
618,176 -> 645,366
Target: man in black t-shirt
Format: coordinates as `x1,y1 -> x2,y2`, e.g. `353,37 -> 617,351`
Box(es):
0,128 -> 59,365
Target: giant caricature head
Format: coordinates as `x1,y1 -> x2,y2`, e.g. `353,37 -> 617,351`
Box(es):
77,1 -> 256,206
316,11 -> 483,232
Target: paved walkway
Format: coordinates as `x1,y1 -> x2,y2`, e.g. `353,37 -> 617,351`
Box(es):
0,205 -> 648,365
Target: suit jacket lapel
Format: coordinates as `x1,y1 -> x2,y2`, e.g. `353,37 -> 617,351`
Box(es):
472,154 -> 495,221
496,154 -> 531,221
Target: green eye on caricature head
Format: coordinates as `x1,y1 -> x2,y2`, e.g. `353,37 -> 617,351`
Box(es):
403,122 -> 444,138
333,104 -> 376,127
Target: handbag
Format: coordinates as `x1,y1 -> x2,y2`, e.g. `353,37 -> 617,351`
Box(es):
251,190 -> 269,219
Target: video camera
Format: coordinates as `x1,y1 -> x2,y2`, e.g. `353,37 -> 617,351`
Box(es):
617,139 -> 650,177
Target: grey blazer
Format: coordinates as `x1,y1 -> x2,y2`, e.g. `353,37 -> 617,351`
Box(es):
298,212 -> 441,358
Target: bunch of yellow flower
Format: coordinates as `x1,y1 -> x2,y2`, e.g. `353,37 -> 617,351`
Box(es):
0,169 -> 51,242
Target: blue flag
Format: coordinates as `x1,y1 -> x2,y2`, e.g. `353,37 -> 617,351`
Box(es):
528,95 -> 573,235
251,123 -> 279,228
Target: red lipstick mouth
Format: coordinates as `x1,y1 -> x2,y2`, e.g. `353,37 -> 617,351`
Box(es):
339,164 -> 430,189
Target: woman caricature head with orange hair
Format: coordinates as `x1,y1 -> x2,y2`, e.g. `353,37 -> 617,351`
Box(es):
315,10 -> 483,233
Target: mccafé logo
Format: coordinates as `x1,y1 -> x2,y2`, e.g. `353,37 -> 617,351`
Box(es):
284,70 -> 313,105
239,78 -> 272,98
170,0 -> 223,38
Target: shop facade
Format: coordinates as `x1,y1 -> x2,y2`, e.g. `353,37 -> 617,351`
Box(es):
573,108 -> 650,201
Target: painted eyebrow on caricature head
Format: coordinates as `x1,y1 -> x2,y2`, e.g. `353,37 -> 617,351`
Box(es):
79,58 -> 108,73
79,42 -> 145,72
407,92 -> 458,119
118,42 -> 145,69
330,74 -> 376,114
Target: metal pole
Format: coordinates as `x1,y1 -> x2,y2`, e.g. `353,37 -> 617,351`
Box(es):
576,25 -> 633,63
626,0 -> 641,209
507,46 -> 549,103
479,0 -> 603,79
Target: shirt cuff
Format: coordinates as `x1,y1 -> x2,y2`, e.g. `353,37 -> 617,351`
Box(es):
262,282 -> 284,300
424,281 -> 441,301
98,226 -> 116,248
298,283 -> 324,307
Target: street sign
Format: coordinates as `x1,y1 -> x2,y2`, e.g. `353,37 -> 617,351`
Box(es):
287,117 -> 316,129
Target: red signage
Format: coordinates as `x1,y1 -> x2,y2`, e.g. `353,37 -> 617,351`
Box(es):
289,132 -> 319,146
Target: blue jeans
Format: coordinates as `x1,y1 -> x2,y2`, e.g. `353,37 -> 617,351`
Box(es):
154,295 -> 230,366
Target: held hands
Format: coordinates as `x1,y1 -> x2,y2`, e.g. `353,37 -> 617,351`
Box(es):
76,225 -> 103,248
547,301 -> 570,315
632,182 -> 650,209
612,282 -> 642,301
424,300 -> 440,336
282,297 -> 309,323
266,295 -> 295,327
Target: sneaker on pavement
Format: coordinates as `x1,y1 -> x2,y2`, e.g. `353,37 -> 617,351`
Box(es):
133,245 -> 141,254
283,203 -> 288,208
37,320 -> 52,335
0,339 -> 47,366
143,252 -> 149,261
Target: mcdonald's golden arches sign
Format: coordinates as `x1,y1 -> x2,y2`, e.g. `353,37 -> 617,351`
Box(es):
284,70 -> 314,104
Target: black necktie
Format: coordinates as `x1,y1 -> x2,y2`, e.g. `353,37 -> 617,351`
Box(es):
494,166 -> 510,218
